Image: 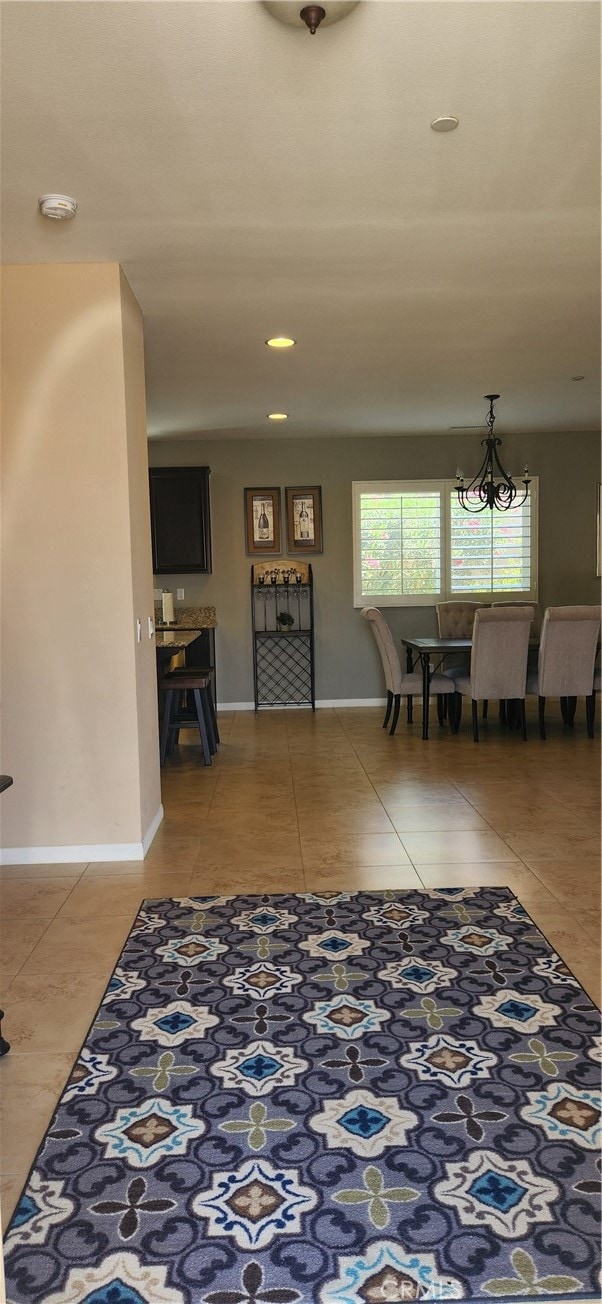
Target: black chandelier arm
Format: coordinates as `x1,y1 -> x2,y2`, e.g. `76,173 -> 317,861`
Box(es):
490,438 -> 517,491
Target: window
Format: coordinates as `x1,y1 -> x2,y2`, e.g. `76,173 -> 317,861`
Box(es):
353,479 -> 538,606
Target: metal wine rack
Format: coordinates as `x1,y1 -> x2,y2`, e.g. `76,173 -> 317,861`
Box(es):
251,564 -> 315,709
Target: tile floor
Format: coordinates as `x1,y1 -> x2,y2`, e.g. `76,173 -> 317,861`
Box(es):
0,705 -> 600,1233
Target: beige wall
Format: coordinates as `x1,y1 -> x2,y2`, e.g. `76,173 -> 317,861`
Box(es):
119,270 -> 162,838
1,263 -> 161,859
149,430 -> 601,704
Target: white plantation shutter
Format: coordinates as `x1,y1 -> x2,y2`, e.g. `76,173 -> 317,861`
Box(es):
449,490 -> 533,595
353,480 -> 537,606
355,485 -> 443,605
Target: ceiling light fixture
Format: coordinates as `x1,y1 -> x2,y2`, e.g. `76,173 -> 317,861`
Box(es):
455,395 -> 531,513
262,2 -> 360,33
38,193 -> 78,220
300,4 -> 326,33
430,116 -> 459,132
266,336 -> 296,348
268,412 -> 288,420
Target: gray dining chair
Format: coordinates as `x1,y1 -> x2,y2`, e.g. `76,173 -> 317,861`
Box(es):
435,600 -> 485,717
447,606 -> 534,741
492,600 -> 542,636
526,605 -> 601,739
436,601 -> 485,639
361,607 -> 455,735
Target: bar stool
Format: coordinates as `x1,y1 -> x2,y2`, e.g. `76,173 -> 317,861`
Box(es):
159,673 -> 217,766
164,665 -> 220,745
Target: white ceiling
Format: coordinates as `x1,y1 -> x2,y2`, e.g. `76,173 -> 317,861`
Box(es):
1,0 -> 600,440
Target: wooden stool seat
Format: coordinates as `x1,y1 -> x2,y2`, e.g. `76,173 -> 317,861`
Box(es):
159,673 -> 210,691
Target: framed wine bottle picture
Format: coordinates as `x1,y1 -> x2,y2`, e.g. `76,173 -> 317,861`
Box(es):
285,486 -> 323,553
244,487 -> 282,554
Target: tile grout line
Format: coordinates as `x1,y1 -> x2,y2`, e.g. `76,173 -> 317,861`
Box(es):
284,709 -> 309,890
4,863 -> 92,991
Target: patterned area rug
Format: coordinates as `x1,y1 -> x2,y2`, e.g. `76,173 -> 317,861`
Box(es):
4,888 -> 601,1304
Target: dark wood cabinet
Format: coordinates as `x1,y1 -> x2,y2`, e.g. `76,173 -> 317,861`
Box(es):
149,467 -> 212,573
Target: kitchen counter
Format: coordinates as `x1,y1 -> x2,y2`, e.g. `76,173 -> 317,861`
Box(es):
155,629 -> 202,650
154,604 -> 217,630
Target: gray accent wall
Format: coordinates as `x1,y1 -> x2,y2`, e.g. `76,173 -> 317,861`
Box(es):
148,432 -> 601,705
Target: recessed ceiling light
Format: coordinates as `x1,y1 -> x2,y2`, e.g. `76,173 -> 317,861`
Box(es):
571,375 -> 585,381
265,337 -> 296,349
38,193 -> 78,220
268,412 -> 288,420
430,116 -> 459,132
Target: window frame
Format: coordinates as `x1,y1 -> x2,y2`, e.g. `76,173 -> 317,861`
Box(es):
352,477 -> 538,607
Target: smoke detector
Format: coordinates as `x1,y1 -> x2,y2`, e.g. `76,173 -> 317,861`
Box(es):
430,116 -> 459,133
38,194 -> 78,221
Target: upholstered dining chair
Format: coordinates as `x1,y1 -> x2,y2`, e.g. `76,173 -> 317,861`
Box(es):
436,600 -> 485,639
435,601 -> 485,716
526,606 -> 601,739
447,606 -> 534,742
361,607 -> 455,735
492,600 -> 542,636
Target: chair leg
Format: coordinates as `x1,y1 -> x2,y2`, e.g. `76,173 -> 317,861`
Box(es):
390,694 -> 401,735
538,696 -> 546,740
482,699 -> 488,719
471,699 -> 479,743
193,689 -> 212,765
383,690 -> 393,729
499,700 -> 507,725
450,692 -> 462,735
519,699 -> 527,741
160,690 -> 175,766
207,682 -> 220,743
200,687 -> 217,754
586,691 -> 595,738
560,696 -> 569,724
406,694 -> 413,724
436,695 -> 445,727
566,695 -> 577,727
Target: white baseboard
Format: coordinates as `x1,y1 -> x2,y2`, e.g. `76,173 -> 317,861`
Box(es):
217,699 -> 387,711
316,698 -> 386,708
142,804 -> 164,854
1,804 -> 165,866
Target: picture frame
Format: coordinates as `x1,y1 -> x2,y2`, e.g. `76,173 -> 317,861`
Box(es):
244,487 -> 282,555
597,484 -> 601,578
285,485 -> 323,553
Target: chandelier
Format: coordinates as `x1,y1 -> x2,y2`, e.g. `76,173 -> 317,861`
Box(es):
455,394 -> 531,513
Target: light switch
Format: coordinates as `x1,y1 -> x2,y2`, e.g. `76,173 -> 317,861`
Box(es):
177,588 -> 185,600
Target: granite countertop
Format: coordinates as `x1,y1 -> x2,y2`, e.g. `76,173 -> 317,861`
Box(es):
155,629 -> 202,650
154,604 -> 217,630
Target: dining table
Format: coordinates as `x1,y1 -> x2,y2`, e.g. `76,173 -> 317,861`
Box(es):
402,638 -> 474,740
403,632 -> 601,741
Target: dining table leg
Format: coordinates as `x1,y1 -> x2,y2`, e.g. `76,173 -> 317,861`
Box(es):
421,653 -> 431,741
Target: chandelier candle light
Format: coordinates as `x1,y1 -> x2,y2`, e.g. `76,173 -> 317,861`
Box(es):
456,394 -> 531,513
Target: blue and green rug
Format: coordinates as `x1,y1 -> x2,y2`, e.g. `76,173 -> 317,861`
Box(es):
4,888 -> 601,1303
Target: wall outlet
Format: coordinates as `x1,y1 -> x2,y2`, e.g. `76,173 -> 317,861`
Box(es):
176,588 -> 185,600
